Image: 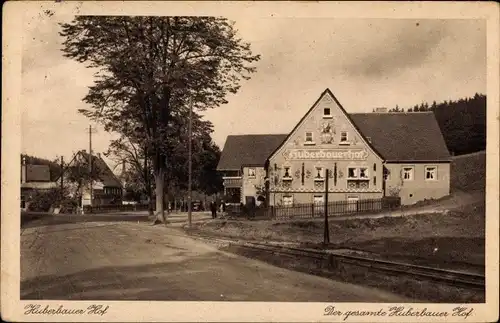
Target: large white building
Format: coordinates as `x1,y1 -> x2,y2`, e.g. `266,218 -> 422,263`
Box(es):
217,89 -> 451,206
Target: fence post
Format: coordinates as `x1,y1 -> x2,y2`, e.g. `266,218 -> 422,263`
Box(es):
324,169 -> 330,244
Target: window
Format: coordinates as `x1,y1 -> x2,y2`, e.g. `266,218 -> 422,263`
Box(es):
283,166 -> 292,180
314,166 -> 324,181
425,166 -> 437,180
383,167 -> 390,180
402,167 -> 414,181
347,167 -> 370,189
340,131 -> 349,144
347,167 -> 370,179
359,167 -> 369,179
283,195 -> 293,206
323,107 -> 332,118
313,195 -> 324,205
347,167 -> 358,179
248,167 -> 256,178
223,170 -> 240,177
304,132 -> 314,145
226,187 -> 241,203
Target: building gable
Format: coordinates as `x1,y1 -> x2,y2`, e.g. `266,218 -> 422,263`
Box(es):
62,150 -> 122,188
268,89 -> 383,162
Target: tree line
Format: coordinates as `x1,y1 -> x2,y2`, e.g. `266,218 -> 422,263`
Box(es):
385,93 -> 486,155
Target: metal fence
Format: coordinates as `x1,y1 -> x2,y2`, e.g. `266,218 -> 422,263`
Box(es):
227,197 -> 401,220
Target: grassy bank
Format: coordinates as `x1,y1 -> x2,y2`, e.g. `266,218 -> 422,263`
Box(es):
223,244 -> 484,303
186,193 -> 485,273
451,150 -> 486,193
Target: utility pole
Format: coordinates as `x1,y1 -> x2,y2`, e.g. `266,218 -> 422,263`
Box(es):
87,125 -> 97,208
188,97 -> 193,228
60,156 -> 64,191
324,169 -> 330,244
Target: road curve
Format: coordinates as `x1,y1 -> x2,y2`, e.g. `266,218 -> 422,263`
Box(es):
21,216 -> 410,302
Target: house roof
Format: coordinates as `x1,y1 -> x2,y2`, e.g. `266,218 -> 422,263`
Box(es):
25,164 -> 51,182
217,134 -> 288,170
350,112 -> 451,162
217,112 -> 451,170
21,155 -> 62,181
74,151 -> 123,188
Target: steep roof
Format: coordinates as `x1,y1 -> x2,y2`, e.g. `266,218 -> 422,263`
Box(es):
75,151 -> 123,187
218,90 -> 451,170
217,134 -> 288,170
350,112 -> 451,162
21,155 -> 62,181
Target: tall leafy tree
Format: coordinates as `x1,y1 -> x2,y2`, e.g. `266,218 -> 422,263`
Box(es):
60,16 -> 260,223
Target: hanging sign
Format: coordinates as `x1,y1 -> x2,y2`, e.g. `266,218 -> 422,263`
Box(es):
283,149 -> 368,161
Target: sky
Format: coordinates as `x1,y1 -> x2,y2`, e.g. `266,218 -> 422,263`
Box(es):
20,13 -> 486,166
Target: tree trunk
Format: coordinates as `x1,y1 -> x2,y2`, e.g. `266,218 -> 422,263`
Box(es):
148,183 -> 154,216
154,166 -> 166,224
143,145 -> 154,216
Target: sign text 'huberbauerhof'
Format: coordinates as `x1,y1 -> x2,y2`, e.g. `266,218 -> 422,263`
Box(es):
283,149 -> 368,161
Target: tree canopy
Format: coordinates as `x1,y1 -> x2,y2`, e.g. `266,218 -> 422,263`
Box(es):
60,16 -> 260,222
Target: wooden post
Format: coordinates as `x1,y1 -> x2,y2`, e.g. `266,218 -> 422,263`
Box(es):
324,169 -> 330,244
60,156 -> 64,191
188,97 -> 193,227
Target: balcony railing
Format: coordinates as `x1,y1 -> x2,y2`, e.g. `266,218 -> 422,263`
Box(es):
223,177 -> 242,188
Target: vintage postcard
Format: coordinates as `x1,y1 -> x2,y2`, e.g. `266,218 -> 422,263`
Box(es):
2,1 -> 499,322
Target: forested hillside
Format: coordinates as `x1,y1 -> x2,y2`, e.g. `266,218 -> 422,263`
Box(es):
388,93 -> 486,156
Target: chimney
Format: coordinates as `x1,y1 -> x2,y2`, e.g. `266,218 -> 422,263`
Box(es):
375,107 -> 388,113
97,153 -> 101,159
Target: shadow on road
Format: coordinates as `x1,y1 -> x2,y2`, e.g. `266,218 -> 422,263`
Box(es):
21,223 -> 125,236
22,214 -> 152,229
21,252 -> 238,301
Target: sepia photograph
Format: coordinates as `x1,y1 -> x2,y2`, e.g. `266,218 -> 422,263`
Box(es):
2,1 -> 499,322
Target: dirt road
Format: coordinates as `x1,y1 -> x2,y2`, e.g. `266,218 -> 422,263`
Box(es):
21,216 -> 410,302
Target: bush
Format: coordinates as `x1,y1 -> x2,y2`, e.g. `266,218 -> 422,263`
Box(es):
59,198 -> 79,214
26,188 -> 64,212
